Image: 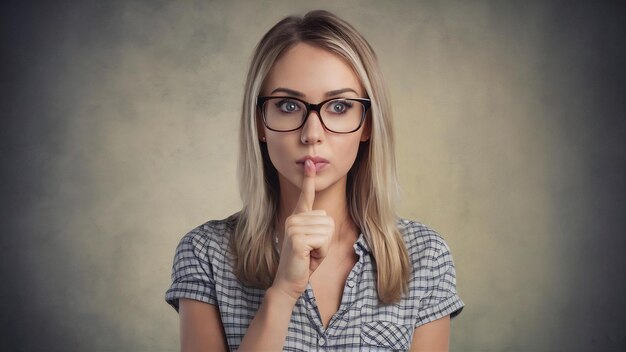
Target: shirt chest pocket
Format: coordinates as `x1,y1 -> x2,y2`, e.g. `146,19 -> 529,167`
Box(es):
360,320 -> 412,351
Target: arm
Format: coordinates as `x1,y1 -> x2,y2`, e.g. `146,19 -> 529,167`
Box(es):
178,161 -> 331,351
237,287 -> 298,351
410,315 -> 451,352
179,298 -> 228,352
240,159 -> 332,350
178,287 -> 298,352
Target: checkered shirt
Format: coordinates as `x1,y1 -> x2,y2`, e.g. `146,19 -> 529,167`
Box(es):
165,213 -> 464,351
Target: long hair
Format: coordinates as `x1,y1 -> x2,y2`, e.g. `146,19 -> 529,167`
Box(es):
231,10 -> 410,303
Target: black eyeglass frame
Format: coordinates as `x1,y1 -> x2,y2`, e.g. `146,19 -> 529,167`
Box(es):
256,96 -> 371,134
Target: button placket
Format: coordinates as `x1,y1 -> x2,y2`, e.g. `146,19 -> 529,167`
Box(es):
304,282 -> 327,336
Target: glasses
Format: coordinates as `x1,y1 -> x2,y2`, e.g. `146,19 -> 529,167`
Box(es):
257,96 -> 371,133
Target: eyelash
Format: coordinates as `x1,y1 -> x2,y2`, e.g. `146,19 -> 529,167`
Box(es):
275,99 -> 300,111
273,99 -> 355,110
329,101 -> 354,110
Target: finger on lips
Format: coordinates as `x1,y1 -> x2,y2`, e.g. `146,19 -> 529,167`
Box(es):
293,159 -> 316,214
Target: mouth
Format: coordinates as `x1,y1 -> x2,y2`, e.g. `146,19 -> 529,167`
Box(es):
296,156 -> 330,172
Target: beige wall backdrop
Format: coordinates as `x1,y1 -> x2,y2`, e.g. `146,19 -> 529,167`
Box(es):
2,1 -> 625,351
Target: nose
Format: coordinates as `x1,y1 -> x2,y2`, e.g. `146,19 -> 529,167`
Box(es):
300,110 -> 325,144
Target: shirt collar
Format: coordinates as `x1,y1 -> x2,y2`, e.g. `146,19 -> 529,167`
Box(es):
353,232 -> 371,255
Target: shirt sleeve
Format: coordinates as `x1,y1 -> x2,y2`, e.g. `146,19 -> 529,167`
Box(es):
415,239 -> 464,327
165,231 -> 217,313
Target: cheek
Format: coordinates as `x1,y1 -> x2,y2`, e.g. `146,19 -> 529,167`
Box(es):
333,136 -> 363,169
265,138 -> 292,169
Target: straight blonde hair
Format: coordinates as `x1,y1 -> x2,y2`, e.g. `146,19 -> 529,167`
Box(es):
231,10 -> 410,303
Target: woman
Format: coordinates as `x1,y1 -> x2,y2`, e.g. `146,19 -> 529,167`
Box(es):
165,10 -> 464,351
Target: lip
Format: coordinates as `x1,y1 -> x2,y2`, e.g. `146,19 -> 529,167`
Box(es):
296,156 -> 330,164
296,155 -> 330,172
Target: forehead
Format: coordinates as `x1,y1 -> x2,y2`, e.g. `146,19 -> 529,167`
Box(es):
262,42 -> 364,98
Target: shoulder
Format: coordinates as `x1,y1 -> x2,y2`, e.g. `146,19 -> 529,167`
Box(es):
396,218 -> 465,322
397,217 -> 452,259
174,213 -> 238,260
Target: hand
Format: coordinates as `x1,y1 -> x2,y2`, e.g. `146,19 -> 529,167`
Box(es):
272,159 -> 335,301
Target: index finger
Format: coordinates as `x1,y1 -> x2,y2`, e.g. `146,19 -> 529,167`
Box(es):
293,159 -> 316,214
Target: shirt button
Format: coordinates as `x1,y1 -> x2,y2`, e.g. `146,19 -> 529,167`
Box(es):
318,336 -> 326,346
347,280 -> 355,288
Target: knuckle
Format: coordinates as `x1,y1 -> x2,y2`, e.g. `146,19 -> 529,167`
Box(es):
285,215 -> 299,227
291,234 -> 305,248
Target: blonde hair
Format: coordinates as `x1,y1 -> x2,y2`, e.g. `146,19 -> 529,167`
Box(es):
232,10 -> 410,303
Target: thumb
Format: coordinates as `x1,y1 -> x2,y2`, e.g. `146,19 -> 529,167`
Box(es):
293,159 -> 316,214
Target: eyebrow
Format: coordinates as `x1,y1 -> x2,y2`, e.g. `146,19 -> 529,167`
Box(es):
270,87 -> 359,98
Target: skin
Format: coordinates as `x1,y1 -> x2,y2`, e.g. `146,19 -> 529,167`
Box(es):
178,42 -> 451,351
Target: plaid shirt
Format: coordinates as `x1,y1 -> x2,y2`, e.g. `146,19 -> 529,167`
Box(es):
165,213 -> 464,351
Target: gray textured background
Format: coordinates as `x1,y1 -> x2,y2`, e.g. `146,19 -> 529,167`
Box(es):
1,1 -> 625,351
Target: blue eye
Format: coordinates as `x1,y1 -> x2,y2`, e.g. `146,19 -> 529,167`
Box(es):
276,100 -> 300,113
327,100 -> 353,114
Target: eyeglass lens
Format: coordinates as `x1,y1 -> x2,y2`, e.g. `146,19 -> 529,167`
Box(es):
263,97 -> 364,133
